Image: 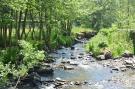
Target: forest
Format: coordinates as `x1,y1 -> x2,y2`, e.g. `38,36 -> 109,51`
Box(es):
0,0 -> 135,89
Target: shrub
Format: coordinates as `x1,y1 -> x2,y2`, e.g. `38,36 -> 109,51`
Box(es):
0,47 -> 19,64
0,40 -> 45,84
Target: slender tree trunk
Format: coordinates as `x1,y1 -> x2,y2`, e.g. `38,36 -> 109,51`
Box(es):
39,12 -> 43,40
9,21 -> 13,46
9,10 -> 13,46
30,11 -> 35,40
67,20 -> 72,36
21,9 -> 28,39
17,11 -> 22,40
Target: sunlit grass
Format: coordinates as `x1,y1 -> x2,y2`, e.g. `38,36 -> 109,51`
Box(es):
86,26 -> 134,57
71,27 -> 93,34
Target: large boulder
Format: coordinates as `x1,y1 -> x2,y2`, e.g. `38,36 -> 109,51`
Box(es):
97,50 -> 112,60
104,51 -> 112,59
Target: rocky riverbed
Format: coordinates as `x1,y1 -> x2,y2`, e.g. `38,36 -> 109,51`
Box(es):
7,38 -> 135,89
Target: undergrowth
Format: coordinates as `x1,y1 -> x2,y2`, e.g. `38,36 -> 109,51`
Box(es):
0,40 -> 45,85
86,25 -> 134,57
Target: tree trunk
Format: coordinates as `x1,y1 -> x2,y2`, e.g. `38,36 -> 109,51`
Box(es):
17,11 -> 22,40
21,9 -> 28,39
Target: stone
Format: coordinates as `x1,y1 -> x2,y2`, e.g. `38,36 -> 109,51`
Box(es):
82,61 -> 89,65
71,46 -> 75,50
104,51 -> 112,59
64,66 -> 74,70
122,50 -> 134,58
44,58 -> 55,63
70,82 -> 74,85
56,64 -> 65,68
79,53 -> 84,55
41,63 -> 51,67
37,67 -> 54,75
97,55 -> 105,60
74,81 -> 82,85
112,67 -> 119,71
124,60 -> 133,65
56,78 -> 66,82
61,61 -> 70,64
62,52 -> 66,54
125,64 -> 133,68
88,52 -> 93,56
21,72 -> 41,87
70,56 -> 76,59
78,55 -> 83,59
70,61 -> 78,66
120,67 -> 127,72
83,81 -> 88,85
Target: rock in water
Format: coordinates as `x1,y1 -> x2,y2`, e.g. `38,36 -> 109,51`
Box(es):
37,67 -> 54,75
64,66 -> 74,70
71,46 -> 75,50
70,56 -> 76,59
70,61 -> 78,66
125,60 -> 133,65
74,81 -> 82,85
97,55 -> 105,60
82,60 -> 89,65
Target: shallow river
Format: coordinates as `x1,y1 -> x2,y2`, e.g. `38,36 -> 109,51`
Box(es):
37,39 -> 135,89
9,39 -> 135,89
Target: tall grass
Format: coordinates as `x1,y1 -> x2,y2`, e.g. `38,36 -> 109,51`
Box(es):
72,27 -> 93,34
86,25 -> 134,57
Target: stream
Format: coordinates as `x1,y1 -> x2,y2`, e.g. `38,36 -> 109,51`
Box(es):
38,39 -> 135,89
9,39 -> 135,89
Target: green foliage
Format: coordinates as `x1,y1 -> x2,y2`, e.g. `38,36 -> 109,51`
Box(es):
0,40 -> 45,84
72,27 -> 93,34
86,26 -> 134,57
50,29 -> 74,49
0,47 -> 19,64
0,62 -> 12,84
19,40 -> 45,67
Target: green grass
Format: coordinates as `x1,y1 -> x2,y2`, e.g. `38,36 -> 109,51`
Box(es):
50,29 -> 74,49
71,27 -> 93,34
85,25 -> 134,57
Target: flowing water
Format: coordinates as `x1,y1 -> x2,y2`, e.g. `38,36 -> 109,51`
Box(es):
9,39 -> 135,89
38,39 -> 132,89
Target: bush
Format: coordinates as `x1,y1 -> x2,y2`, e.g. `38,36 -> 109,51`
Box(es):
0,47 -> 19,64
0,40 -> 45,84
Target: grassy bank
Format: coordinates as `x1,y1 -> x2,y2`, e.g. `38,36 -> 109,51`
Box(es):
72,27 -> 93,34
86,25 -> 134,57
